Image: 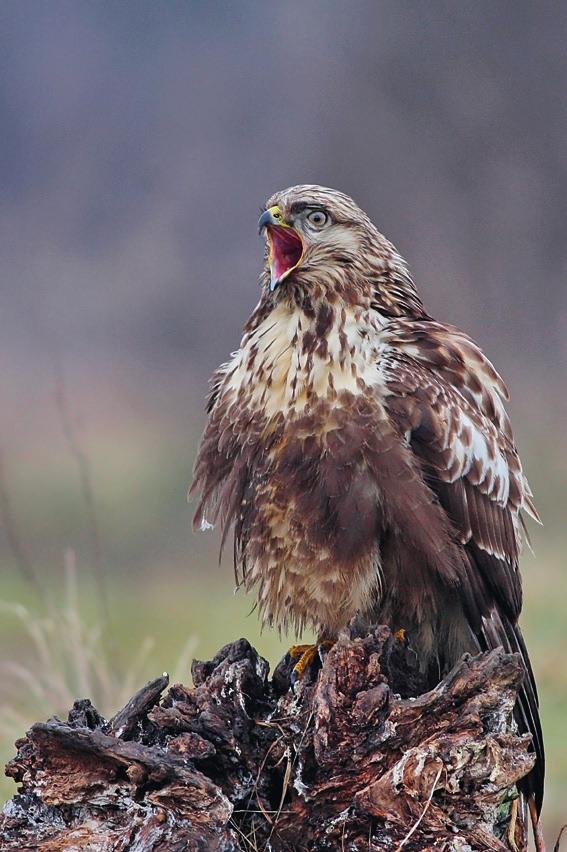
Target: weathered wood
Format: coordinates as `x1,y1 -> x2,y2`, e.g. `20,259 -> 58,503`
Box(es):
108,673 -> 170,739
1,627 -> 534,851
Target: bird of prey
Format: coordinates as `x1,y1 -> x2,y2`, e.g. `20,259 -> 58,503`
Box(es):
190,184 -> 544,823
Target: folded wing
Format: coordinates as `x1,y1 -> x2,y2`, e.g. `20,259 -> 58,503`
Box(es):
382,318 -> 544,813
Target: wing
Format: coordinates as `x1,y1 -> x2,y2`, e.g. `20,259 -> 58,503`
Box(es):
382,318 -> 544,813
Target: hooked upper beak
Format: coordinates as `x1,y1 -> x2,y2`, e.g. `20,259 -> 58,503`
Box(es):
258,208 -> 278,233
258,205 -> 304,291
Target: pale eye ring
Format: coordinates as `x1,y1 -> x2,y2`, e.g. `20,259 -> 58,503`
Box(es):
307,209 -> 329,228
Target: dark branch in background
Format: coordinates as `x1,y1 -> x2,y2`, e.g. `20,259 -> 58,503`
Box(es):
0,627 -> 539,851
0,448 -> 42,596
53,362 -> 108,620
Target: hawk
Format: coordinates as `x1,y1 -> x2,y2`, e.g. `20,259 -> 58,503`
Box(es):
191,185 -> 544,821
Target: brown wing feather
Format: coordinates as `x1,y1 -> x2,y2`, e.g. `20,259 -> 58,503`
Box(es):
383,321 -> 544,813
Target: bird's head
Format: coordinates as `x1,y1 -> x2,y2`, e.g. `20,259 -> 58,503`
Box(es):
258,185 -> 371,293
258,184 -> 424,316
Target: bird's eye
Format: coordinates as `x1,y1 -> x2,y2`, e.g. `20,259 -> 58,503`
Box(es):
307,210 -> 329,228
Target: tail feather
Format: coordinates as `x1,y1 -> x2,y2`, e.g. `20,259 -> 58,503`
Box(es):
479,607 -> 544,815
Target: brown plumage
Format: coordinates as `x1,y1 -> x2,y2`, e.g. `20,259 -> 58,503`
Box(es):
190,184 -> 544,815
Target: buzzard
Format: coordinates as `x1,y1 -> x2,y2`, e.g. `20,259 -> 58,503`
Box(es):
191,185 -> 544,822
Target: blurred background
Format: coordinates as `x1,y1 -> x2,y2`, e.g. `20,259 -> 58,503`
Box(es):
0,1 -> 565,843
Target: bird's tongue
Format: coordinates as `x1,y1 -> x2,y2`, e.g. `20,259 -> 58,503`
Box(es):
268,226 -> 303,282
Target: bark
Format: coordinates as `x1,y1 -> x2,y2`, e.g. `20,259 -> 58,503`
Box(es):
1,626 -> 534,851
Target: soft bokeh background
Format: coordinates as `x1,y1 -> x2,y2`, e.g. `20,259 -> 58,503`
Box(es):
1,1 -> 565,843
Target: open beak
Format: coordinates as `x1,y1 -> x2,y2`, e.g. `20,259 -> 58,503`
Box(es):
258,206 -> 304,291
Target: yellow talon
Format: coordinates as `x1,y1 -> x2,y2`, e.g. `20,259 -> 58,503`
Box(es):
289,644 -> 318,679
289,640 -> 335,680
393,628 -> 407,643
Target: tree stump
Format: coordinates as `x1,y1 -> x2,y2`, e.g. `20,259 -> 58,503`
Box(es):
1,626 -> 534,851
